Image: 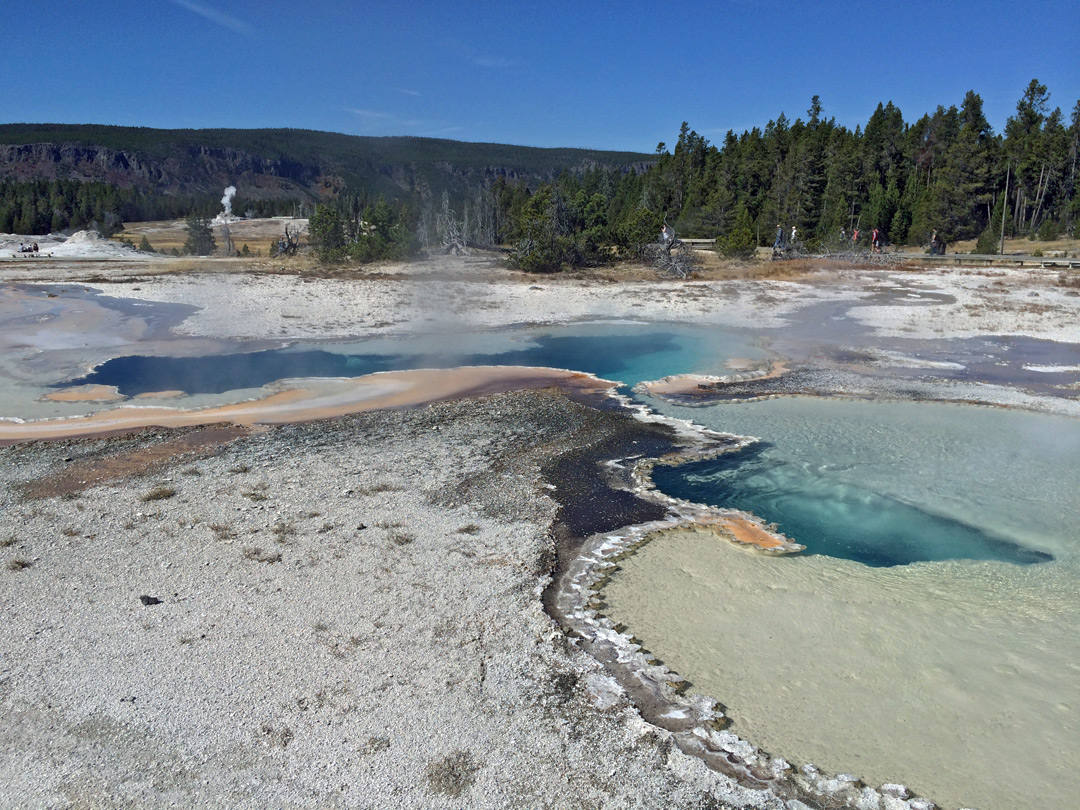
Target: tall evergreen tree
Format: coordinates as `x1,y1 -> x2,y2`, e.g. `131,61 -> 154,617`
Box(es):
183,213 -> 216,256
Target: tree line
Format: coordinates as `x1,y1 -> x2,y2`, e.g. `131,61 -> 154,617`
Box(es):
0,178 -> 298,237
487,79 -> 1078,268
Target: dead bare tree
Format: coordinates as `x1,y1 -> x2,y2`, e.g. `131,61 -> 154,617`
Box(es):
417,203 -> 434,250
435,192 -> 468,255
275,223 -> 302,256
221,221 -> 234,256
646,224 -> 696,278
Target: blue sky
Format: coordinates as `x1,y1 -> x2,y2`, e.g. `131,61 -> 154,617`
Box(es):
2,0 -> 1077,153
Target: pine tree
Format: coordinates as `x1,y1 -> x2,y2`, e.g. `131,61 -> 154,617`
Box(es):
307,204 -> 345,261
718,204 -> 756,257
183,213 -> 216,256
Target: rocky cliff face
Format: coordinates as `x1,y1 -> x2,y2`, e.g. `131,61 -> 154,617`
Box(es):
0,142 -> 320,200
0,132 -> 653,205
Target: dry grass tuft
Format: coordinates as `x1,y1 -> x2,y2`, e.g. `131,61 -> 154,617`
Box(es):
140,485 -> 177,502
357,481 -> 402,496
209,522 -> 236,540
271,522 -> 296,543
389,530 -> 415,546
242,546 -> 282,563
241,485 -> 269,502
6,557 -> 33,571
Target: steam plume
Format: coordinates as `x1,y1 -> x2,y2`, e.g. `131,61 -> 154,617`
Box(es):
221,186 -> 237,217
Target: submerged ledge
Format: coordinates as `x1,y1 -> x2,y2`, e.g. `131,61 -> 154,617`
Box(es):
0,365 -> 616,444
637,363 -> 1080,419
636,360 -> 789,400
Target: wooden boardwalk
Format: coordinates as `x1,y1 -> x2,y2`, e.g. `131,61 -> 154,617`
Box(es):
681,237 -> 1080,270
891,252 -> 1080,269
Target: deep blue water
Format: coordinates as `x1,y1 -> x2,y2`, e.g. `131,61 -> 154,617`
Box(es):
60,323 -> 764,395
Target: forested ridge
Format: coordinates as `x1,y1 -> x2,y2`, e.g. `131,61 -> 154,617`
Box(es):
0,125 -> 650,236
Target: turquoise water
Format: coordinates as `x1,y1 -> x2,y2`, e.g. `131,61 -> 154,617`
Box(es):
647,396 -> 1080,566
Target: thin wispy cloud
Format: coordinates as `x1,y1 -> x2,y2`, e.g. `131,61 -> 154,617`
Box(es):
395,88 -> 422,97
443,38 -> 517,70
349,109 -> 397,122
471,54 -> 516,69
168,0 -> 253,36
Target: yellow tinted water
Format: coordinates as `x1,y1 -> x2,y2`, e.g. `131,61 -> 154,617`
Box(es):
603,528 -> 1080,810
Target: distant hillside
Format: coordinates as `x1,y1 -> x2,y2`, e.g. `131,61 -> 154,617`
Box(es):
0,124 -> 654,208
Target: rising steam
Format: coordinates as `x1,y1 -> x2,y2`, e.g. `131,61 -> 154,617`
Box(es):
221,186 -> 237,217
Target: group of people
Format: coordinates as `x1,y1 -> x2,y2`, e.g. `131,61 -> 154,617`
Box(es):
773,224 -> 799,249
776,224 -> 885,253
17,242 -> 39,253
838,227 -> 884,253
767,223 -> 951,255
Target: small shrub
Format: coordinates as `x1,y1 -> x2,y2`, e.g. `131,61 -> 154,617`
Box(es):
1038,218 -> 1059,241
0,535 -> 16,548
456,523 -> 481,535
974,227 -> 999,255
229,464 -> 251,474
6,557 -> 33,571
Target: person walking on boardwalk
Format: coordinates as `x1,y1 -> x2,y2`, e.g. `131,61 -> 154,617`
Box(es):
774,224 -> 783,249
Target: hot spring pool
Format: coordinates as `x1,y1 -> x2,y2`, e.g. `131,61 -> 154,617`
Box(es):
605,395 -> 1080,810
